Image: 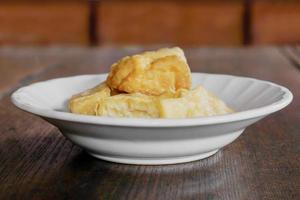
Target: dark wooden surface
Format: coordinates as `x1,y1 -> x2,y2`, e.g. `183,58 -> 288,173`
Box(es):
0,47 -> 299,200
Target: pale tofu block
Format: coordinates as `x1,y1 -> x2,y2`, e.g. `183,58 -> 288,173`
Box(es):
160,86 -> 233,118
96,93 -> 160,118
69,82 -> 111,115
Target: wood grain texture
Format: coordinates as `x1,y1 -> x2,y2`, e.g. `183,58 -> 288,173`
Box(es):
0,49 -> 46,98
97,1 -> 244,46
0,47 -> 299,200
251,0 -> 300,44
0,2 -> 89,45
0,47 -> 103,98
295,47 -> 300,67
280,47 -> 300,70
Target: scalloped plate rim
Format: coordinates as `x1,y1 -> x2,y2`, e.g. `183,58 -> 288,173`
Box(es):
11,73 -> 293,127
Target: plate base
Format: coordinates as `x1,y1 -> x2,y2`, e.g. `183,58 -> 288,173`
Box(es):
88,150 -> 219,165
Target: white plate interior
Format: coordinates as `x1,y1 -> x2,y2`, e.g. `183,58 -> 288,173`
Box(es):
15,73 -> 287,112
11,73 -> 293,127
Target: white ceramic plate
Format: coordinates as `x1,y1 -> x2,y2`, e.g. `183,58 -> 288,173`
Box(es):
11,73 -> 293,165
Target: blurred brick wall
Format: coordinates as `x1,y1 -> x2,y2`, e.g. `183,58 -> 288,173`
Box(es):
0,0 -> 299,46
98,1 -> 244,46
0,1 -> 89,45
251,0 -> 300,44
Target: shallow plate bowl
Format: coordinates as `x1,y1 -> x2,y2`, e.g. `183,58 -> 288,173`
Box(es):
11,73 -> 293,165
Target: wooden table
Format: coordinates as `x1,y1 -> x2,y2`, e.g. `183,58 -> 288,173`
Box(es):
0,47 -> 299,200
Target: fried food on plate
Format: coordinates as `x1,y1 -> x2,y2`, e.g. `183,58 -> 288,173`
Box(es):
96,93 -> 160,118
69,82 -> 111,115
69,84 -> 233,118
69,47 -> 233,118
106,47 -> 191,96
160,86 -> 233,118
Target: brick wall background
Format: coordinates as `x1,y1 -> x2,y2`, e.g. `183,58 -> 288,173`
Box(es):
0,0 -> 299,46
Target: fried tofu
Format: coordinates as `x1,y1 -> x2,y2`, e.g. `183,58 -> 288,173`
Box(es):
106,47 -> 191,96
69,82 -> 111,115
69,47 -> 233,118
96,93 -> 160,118
69,84 -> 233,118
160,86 -> 234,118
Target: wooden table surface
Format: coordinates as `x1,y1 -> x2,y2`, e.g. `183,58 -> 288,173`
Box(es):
0,47 -> 299,200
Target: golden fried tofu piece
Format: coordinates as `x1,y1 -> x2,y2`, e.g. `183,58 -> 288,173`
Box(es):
69,82 -> 111,115
68,82 -> 164,118
96,93 -> 161,118
160,86 -> 233,118
106,47 -> 191,95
